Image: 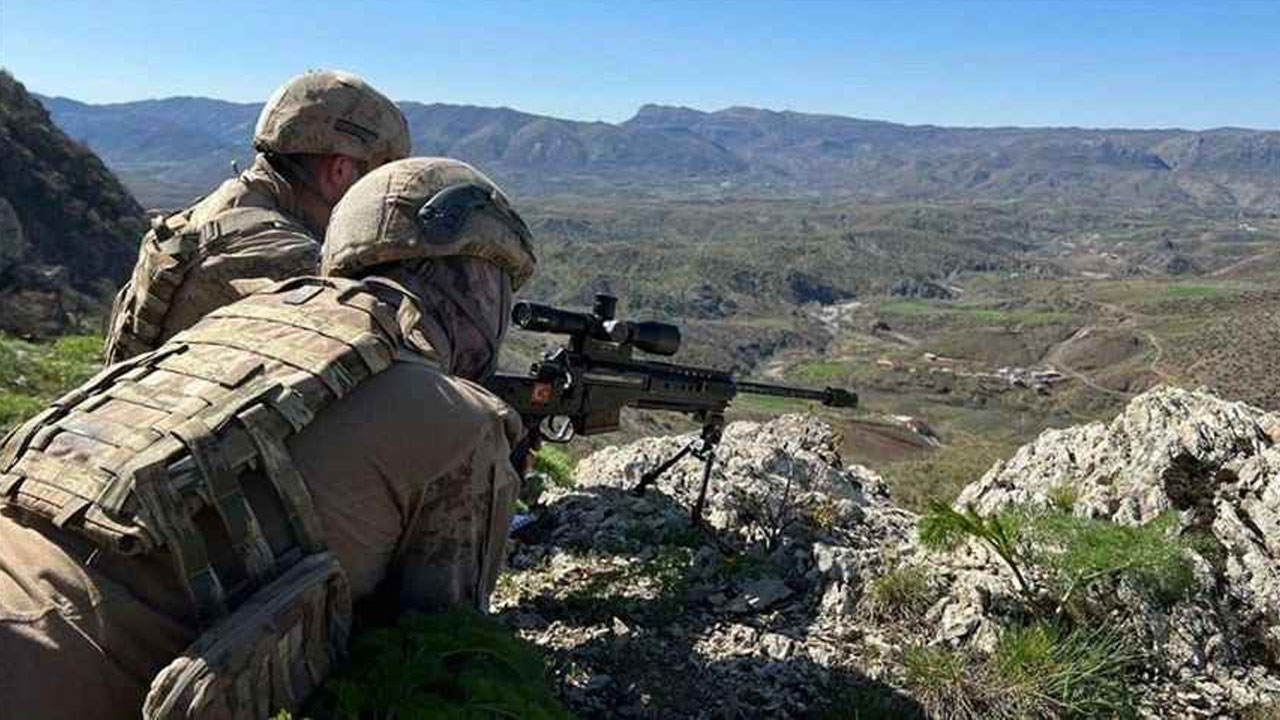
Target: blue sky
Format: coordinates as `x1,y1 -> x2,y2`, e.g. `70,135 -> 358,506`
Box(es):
2,0 -> 1278,129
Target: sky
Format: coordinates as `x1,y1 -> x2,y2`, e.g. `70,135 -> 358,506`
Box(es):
2,0 -> 1278,130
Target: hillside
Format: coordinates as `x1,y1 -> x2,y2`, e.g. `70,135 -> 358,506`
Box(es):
26,78 -> 1280,502
36,93 -> 1280,210
0,72 -> 145,336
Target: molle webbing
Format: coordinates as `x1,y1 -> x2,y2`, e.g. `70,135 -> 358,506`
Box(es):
0,278 -> 404,624
105,206 -> 307,363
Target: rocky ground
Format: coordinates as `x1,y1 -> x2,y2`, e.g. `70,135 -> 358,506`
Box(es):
493,388 -> 1280,718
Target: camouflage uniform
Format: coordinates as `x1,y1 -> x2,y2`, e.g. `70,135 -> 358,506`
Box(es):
104,70 -> 410,363
0,158 -> 535,719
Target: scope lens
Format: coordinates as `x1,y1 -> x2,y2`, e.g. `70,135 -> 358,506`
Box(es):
512,302 -> 534,327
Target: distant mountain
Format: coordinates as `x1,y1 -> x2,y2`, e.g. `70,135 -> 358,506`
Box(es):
35,93 -> 1280,210
2,73 -> 144,336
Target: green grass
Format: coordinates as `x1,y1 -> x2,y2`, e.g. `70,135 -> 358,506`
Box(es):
306,609 -> 570,720
519,446 -> 580,510
1087,279 -> 1249,308
0,334 -> 102,431
789,359 -> 849,382
533,446 -> 575,488
877,300 -> 1073,327
919,503 -> 1201,624
900,623 -> 1139,719
865,564 -> 934,622
877,300 -> 946,318
900,644 -> 981,717
1028,511 -> 1200,617
1161,282 -> 1238,300
990,623 -> 1137,718
883,442 -> 1014,512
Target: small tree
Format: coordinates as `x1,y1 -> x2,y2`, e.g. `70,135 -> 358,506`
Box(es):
918,502 -> 1036,604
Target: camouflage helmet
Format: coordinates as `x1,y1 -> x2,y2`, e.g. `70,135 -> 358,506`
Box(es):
323,157 -> 536,289
253,70 -> 411,166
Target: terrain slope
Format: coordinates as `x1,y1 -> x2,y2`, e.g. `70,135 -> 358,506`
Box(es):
1,72 -> 144,336
498,392 -> 1280,718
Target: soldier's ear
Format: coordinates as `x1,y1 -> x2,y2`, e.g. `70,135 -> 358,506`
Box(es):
320,154 -> 364,204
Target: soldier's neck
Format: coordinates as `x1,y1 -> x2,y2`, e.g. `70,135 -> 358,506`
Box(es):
368,268 -> 457,374
294,189 -> 333,239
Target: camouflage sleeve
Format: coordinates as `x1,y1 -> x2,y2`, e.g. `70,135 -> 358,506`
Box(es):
393,398 -> 523,613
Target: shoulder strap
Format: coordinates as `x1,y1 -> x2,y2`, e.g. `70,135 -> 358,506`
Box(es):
193,207 -> 309,259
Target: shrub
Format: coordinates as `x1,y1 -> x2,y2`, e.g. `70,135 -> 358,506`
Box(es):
307,609 -> 570,720
533,446 -> 575,488
1047,484 -> 1079,513
918,502 -> 1034,600
918,503 -> 1201,622
518,446 -> 578,510
1028,510 -> 1199,619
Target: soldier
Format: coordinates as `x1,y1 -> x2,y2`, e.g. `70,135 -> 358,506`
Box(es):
103,69 -> 412,363
0,157 -> 536,719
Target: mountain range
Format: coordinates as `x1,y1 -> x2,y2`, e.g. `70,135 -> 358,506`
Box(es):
38,93 -> 1280,210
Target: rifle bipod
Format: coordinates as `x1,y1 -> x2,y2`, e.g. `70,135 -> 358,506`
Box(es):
630,413 -> 725,524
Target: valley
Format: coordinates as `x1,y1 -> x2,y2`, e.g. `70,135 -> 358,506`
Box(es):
498,195 -> 1280,509
8,71 -> 1280,514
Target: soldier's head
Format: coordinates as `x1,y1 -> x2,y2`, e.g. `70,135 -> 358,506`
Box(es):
254,70 -> 411,211
323,157 -> 536,380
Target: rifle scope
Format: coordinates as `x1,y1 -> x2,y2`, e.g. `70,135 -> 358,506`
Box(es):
512,300 -> 681,356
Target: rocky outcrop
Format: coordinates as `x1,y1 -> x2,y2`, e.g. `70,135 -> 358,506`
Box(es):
889,277 -> 955,300
499,390 -> 1280,718
495,416 -> 920,718
0,71 -> 144,336
947,386 -> 1280,716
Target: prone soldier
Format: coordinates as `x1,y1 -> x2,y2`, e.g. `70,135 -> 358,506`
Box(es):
0,156 -> 535,719
104,69 -> 411,363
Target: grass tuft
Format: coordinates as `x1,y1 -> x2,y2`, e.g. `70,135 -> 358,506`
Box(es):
1029,510 -> 1199,617
901,623 -> 1139,719
865,564 -> 934,622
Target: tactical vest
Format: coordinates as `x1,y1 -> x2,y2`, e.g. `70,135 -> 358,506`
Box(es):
2,276 -> 416,623
105,205 -> 310,364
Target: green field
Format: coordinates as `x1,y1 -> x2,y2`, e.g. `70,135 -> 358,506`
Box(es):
0,334 -> 101,432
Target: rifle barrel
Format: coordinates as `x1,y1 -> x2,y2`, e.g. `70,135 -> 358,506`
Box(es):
734,380 -> 858,408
